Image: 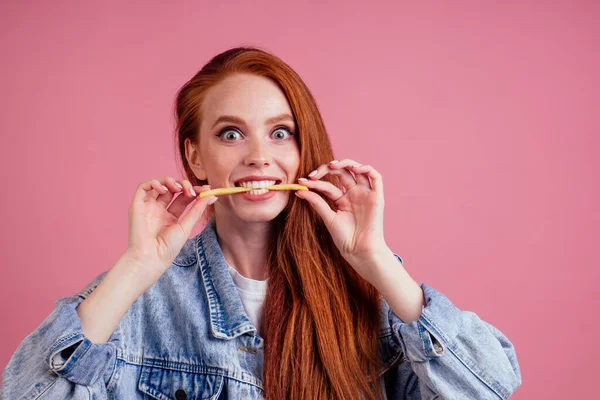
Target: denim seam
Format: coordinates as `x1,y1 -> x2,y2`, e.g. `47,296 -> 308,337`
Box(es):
140,371 -> 225,399
388,316 -> 411,363
106,361 -> 120,398
54,337 -> 93,376
24,375 -> 58,400
172,252 -> 195,267
173,241 -> 195,267
116,353 -> 264,389
212,374 -> 226,399
448,344 -> 508,399
420,313 -> 508,399
377,329 -> 404,371
77,283 -> 101,299
53,335 -> 82,351
105,364 -> 119,395
417,322 -> 432,357
49,332 -> 83,359
376,340 -> 405,378
103,343 -> 119,391
172,260 -> 194,267
196,235 -> 226,339
420,311 -> 451,346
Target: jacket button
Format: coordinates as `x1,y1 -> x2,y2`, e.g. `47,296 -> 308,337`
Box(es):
175,389 -> 187,400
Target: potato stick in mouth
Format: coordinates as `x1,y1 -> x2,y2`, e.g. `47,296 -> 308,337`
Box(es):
198,187 -> 251,198
264,183 -> 308,192
198,183 -> 308,198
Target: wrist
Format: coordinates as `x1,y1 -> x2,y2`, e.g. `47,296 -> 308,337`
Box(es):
115,251 -> 161,294
362,247 -> 399,289
365,251 -> 425,323
347,245 -> 395,287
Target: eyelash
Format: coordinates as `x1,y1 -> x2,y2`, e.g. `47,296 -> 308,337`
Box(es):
216,125 -> 295,140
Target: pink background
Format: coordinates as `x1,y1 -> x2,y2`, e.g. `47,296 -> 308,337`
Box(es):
1,1 -> 598,398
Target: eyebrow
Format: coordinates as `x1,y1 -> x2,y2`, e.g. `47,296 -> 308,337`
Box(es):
211,113 -> 295,129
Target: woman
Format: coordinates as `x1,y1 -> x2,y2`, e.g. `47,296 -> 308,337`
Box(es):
1,47 -> 521,399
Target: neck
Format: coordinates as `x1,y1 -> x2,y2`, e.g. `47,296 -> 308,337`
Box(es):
213,214 -> 271,280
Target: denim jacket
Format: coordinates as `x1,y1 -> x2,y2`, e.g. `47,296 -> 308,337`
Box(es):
2,220 -> 522,399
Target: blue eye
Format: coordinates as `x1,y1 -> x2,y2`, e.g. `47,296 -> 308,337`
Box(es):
271,126 -> 294,140
217,128 -> 242,141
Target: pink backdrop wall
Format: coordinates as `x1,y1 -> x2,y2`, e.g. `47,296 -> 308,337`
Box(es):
1,1 -> 598,398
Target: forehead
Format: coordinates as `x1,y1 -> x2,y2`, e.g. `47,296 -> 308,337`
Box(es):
200,73 -> 292,126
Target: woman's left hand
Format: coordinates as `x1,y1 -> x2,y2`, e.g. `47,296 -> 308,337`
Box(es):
295,159 -> 391,282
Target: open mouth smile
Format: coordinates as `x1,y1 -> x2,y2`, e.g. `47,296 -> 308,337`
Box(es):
235,179 -> 281,195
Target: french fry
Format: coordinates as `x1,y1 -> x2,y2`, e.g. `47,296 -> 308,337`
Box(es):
266,183 -> 308,191
198,187 -> 251,198
198,183 -> 308,198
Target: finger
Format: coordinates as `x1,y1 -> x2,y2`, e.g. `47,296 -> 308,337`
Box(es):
346,165 -> 370,189
167,185 -> 212,218
156,177 -> 185,207
351,164 -> 383,195
295,189 -> 336,226
308,160 -> 356,190
322,167 -> 357,191
297,178 -> 344,202
307,160 -> 358,191
181,180 -> 198,198
166,179 -> 197,205
305,163 -> 342,195
306,163 -> 332,180
329,159 -> 370,188
352,168 -> 370,188
133,178 -> 171,204
328,159 -> 360,169
165,193 -> 218,244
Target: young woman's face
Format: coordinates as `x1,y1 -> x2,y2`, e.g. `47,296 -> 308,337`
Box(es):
193,73 -> 300,223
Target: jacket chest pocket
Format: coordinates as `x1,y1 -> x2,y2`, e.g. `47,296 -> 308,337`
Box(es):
138,364 -> 225,400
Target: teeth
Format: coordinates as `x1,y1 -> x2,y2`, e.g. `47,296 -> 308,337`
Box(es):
239,180 -> 276,189
249,188 -> 269,195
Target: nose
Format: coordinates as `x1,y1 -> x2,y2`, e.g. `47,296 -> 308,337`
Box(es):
244,138 -> 271,167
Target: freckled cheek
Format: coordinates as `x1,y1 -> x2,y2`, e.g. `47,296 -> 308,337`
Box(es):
205,154 -> 239,185
278,152 -> 300,180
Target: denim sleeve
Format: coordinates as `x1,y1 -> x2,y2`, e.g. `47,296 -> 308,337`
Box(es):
384,255 -> 522,400
1,270 -> 118,399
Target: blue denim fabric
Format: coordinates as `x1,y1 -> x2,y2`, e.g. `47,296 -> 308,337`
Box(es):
1,220 -> 521,399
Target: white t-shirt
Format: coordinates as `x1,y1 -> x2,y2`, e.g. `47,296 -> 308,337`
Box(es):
227,264 -> 268,336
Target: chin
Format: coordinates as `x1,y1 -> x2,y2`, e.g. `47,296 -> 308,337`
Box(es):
233,194 -> 290,223
238,208 -> 285,223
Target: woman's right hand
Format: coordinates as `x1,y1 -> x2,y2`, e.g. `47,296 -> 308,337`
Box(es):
124,177 -> 217,283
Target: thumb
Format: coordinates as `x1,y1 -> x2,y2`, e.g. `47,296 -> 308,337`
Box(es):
178,195 -> 218,238
296,190 -> 335,227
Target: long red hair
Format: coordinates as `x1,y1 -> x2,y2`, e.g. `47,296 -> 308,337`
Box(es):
174,46 -> 384,400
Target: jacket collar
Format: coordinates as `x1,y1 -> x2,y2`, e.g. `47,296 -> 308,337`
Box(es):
195,218 -> 257,340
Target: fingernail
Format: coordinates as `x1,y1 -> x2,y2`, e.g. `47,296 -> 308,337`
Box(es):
189,187 -> 196,196
161,185 -> 169,191
208,197 -> 218,204
174,182 -> 183,189
308,170 -> 317,177
298,178 -> 308,182
329,160 -> 339,164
